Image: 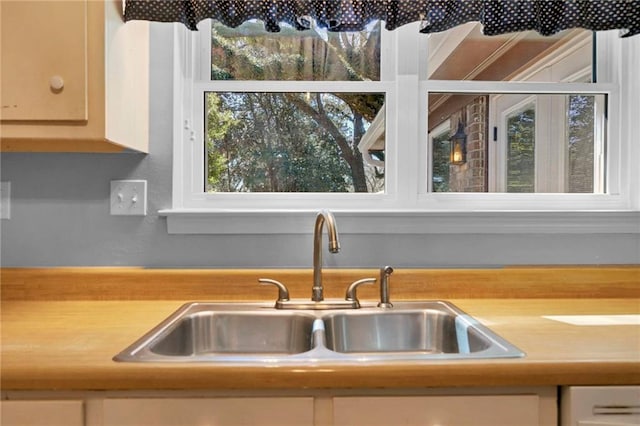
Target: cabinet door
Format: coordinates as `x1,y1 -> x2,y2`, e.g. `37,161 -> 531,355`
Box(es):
334,395 -> 542,426
0,400 -> 84,426
0,0 -> 87,121
103,397 -> 314,426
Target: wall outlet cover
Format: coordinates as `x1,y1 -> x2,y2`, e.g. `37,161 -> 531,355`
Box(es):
110,180 -> 147,216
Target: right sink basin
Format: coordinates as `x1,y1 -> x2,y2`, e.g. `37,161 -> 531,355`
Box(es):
322,301 -> 522,360
324,309 -> 491,354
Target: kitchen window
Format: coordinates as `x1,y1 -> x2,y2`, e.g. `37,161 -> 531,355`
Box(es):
162,20 -> 639,234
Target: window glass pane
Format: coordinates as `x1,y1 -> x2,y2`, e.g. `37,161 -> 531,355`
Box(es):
205,92 -> 385,193
431,129 -> 451,192
211,21 -> 381,81
428,93 -> 606,193
427,24 -> 593,82
506,105 -> 536,193
567,94 -> 595,193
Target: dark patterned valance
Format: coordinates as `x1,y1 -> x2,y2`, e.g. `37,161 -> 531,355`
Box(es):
124,0 -> 640,37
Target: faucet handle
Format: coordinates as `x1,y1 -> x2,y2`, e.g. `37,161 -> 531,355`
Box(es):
345,278 -> 376,308
258,278 -> 290,303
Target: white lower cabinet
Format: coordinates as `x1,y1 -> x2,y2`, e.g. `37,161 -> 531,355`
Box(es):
97,389 -> 555,426
0,400 -> 84,426
102,397 -> 315,426
1,387 -> 557,426
333,394 -> 545,426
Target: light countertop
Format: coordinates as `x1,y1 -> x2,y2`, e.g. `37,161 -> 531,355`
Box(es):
1,267 -> 639,391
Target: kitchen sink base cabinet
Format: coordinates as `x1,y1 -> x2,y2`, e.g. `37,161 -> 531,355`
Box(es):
1,387 -> 556,426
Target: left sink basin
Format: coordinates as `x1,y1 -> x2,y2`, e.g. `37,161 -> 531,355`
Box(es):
114,303 -> 316,362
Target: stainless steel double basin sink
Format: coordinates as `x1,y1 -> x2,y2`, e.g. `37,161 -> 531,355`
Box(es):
114,301 -> 523,363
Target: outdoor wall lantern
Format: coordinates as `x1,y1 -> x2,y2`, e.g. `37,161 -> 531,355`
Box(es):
450,121 -> 467,165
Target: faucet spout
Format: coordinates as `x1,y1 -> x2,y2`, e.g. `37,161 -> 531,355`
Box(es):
312,210 -> 340,302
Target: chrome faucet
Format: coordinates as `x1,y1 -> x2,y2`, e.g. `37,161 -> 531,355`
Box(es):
312,209 -> 340,302
259,209 -> 379,309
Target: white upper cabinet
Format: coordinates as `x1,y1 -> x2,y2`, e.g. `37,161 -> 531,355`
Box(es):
0,0 -> 149,153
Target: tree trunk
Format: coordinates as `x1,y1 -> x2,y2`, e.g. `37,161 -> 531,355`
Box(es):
286,93 -> 369,192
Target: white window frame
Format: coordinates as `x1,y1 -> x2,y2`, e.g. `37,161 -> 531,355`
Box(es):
177,19 -> 399,211
491,90 -> 607,194
161,23 -> 640,235
491,96 -> 537,192
489,37 -> 607,194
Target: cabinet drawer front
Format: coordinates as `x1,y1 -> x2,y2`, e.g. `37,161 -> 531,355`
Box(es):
103,397 -> 314,426
334,395 -> 541,426
1,1 -> 87,121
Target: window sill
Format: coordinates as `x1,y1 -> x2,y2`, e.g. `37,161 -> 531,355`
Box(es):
158,209 -> 640,235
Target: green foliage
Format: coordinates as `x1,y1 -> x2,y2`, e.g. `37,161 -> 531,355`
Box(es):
567,95 -> 595,192
211,21 -> 381,82
506,107 -> 535,193
432,133 -> 451,192
207,92 -> 355,193
206,94 -> 239,190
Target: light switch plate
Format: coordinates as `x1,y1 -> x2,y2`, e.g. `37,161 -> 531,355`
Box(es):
1,181 -> 10,220
110,180 -> 147,216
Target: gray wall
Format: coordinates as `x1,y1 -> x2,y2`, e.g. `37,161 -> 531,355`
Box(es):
1,24 -> 638,268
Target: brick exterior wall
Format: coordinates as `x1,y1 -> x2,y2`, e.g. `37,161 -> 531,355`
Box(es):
449,96 -> 488,192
